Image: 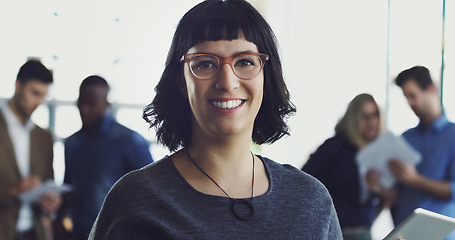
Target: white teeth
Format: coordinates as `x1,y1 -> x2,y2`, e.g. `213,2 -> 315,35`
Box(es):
211,99 -> 243,109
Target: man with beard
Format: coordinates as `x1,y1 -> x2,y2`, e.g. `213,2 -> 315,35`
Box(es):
0,60 -> 62,240
369,66 -> 455,240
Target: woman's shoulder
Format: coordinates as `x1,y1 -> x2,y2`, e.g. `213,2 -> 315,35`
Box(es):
108,156 -> 174,194
261,156 -> 334,211
260,156 -> 329,192
261,155 -> 310,174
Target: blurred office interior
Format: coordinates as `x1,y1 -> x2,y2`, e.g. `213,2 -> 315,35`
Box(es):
0,1 -> 453,239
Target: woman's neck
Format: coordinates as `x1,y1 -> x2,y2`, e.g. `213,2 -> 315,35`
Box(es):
188,136 -> 253,170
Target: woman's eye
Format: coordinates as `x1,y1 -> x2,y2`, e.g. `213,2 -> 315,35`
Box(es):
235,57 -> 256,67
195,60 -> 217,70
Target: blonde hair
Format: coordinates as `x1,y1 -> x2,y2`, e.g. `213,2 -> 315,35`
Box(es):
335,93 -> 381,148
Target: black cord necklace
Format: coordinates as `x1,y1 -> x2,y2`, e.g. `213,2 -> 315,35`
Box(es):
185,148 -> 255,221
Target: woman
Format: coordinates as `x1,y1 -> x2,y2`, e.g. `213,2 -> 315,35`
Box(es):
302,93 -> 383,240
89,0 -> 342,239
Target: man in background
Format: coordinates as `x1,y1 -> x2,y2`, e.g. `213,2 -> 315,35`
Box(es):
59,75 -> 153,240
368,65 -> 455,239
0,60 -> 62,240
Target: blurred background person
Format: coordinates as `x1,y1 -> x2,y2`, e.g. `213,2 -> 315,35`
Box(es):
303,93 -> 383,240
56,75 -> 153,240
368,66 -> 455,240
0,60 -> 62,240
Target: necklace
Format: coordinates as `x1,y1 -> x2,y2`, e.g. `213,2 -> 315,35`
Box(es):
185,148 -> 255,221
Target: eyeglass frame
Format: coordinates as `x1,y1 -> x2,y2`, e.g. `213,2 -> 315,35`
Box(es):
180,52 -> 270,80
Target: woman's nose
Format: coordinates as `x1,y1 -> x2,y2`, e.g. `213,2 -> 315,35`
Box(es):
214,64 -> 240,90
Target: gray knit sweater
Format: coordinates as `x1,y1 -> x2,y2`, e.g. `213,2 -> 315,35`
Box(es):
89,155 -> 342,239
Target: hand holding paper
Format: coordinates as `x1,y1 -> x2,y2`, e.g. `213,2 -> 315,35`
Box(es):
356,130 -> 421,189
39,191 -> 63,212
18,179 -> 72,204
388,158 -> 421,185
9,175 -> 41,196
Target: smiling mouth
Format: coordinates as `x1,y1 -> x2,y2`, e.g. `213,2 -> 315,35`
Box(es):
209,99 -> 245,109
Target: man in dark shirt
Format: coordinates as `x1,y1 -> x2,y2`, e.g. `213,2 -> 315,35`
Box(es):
58,75 -> 153,240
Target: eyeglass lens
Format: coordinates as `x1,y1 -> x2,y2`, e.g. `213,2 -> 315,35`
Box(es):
189,54 -> 264,79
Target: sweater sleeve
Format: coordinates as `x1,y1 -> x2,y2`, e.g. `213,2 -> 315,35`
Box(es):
327,203 -> 343,239
88,163 -> 167,240
88,170 -> 146,240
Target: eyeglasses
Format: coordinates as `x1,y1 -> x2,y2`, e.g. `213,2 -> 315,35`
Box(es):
181,52 -> 269,80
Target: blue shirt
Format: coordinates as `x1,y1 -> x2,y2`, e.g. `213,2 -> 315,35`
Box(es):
64,115 -> 154,234
393,114 -> 455,239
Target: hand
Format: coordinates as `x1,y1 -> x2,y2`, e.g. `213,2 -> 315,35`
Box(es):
39,192 -> 62,213
365,168 -> 398,206
388,159 -> 420,186
365,168 -> 383,193
9,175 -> 42,196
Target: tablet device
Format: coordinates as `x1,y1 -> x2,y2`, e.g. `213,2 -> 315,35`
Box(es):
383,208 -> 455,240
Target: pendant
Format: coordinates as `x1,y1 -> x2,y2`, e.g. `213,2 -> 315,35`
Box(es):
231,199 -> 255,221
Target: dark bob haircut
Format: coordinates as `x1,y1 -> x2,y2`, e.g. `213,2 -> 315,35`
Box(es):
17,60 -> 53,84
395,65 -> 434,90
143,0 -> 296,151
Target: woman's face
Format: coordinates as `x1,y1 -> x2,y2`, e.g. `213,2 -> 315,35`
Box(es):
360,101 -> 380,143
183,37 -> 264,140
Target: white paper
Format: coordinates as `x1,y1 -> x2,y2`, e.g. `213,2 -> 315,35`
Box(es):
356,130 -> 421,189
18,180 -> 72,203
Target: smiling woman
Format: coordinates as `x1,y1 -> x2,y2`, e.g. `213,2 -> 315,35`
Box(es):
182,39 -> 265,138
87,0 -> 342,239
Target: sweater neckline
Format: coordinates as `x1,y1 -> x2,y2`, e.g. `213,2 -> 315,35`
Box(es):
168,154 -> 273,201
